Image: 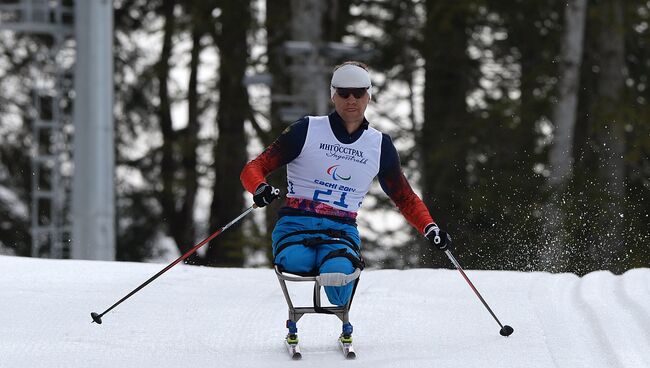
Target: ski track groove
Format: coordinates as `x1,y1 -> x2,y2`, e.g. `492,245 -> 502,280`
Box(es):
527,274 -> 561,368
530,272 -> 624,368
616,272 -> 650,356
195,275 -> 290,368
573,273 -> 625,368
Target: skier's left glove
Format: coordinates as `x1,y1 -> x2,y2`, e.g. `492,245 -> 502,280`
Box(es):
424,223 -> 452,251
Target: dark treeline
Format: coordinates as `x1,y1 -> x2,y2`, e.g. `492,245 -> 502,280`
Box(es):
0,0 -> 648,275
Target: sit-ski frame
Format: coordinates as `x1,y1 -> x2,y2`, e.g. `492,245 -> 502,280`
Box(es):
274,265 -> 356,324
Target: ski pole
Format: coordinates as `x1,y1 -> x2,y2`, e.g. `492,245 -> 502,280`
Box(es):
91,203 -> 259,325
444,249 -> 514,337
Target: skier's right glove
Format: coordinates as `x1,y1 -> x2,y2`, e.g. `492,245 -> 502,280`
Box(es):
424,223 -> 452,251
253,183 -> 280,207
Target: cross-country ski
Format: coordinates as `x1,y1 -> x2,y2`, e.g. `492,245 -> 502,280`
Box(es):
339,336 -> 356,359
284,336 -> 301,360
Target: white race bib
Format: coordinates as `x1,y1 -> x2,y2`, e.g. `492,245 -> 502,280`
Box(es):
286,116 -> 382,212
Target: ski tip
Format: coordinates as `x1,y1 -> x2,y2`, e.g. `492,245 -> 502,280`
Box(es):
346,351 -> 356,360
292,352 -> 302,360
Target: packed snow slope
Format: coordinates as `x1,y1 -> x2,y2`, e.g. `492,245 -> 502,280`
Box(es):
2,255 -> 649,368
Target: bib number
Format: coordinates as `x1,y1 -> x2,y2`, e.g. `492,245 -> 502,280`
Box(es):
313,189 -> 349,208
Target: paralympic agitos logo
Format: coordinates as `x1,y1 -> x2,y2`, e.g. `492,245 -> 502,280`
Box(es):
327,165 -> 351,181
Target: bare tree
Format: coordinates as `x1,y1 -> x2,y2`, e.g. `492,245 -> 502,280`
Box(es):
420,1 -> 475,268
541,0 -> 588,271
206,0 -> 251,266
591,0 -> 626,272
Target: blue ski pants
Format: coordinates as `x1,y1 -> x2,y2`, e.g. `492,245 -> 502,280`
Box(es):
272,215 -> 361,306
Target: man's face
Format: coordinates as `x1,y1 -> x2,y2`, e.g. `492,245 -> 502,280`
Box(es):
332,88 -> 370,124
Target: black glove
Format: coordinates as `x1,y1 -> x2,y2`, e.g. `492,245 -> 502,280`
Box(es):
253,183 -> 280,207
424,224 -> 452,251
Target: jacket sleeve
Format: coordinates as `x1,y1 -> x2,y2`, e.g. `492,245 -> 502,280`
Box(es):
240,118 -> 308,193
377,134 -> 435,234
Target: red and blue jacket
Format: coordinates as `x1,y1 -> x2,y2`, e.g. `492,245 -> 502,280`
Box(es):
241,111 -> 435,234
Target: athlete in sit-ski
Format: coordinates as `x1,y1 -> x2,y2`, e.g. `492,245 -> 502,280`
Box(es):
240,61 -> 452,307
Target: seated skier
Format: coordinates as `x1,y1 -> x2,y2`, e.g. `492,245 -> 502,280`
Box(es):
240,60 -> 451,328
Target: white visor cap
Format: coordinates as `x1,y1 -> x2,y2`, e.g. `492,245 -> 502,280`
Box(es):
330,64 -> 372,99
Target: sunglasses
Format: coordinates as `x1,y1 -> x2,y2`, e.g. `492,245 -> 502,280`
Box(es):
335,88 -> 368,99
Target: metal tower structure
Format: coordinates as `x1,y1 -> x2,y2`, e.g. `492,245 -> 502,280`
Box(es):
0,0 -> 115,260
30,76 -> 73,258
276,0 -> 373,122
245,0 -> 373,124
0,0 -> 74,258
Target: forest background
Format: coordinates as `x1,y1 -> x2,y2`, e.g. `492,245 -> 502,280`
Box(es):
0,0 -> 648,275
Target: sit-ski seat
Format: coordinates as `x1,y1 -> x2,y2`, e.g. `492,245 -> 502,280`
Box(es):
274,265 -> 361,324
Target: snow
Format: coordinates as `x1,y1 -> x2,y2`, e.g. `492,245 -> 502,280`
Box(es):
1,255 -> 649,368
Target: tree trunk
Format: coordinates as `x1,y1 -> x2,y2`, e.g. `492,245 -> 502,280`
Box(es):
157,0 -> 181,249
591,0 -> 626,272
176,10 -> 204,264
156,0 -> 205,264
420,1 -> 473,268
263,0 -> 293,262
540,0 -> 588,272
206,0 -> 251,267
